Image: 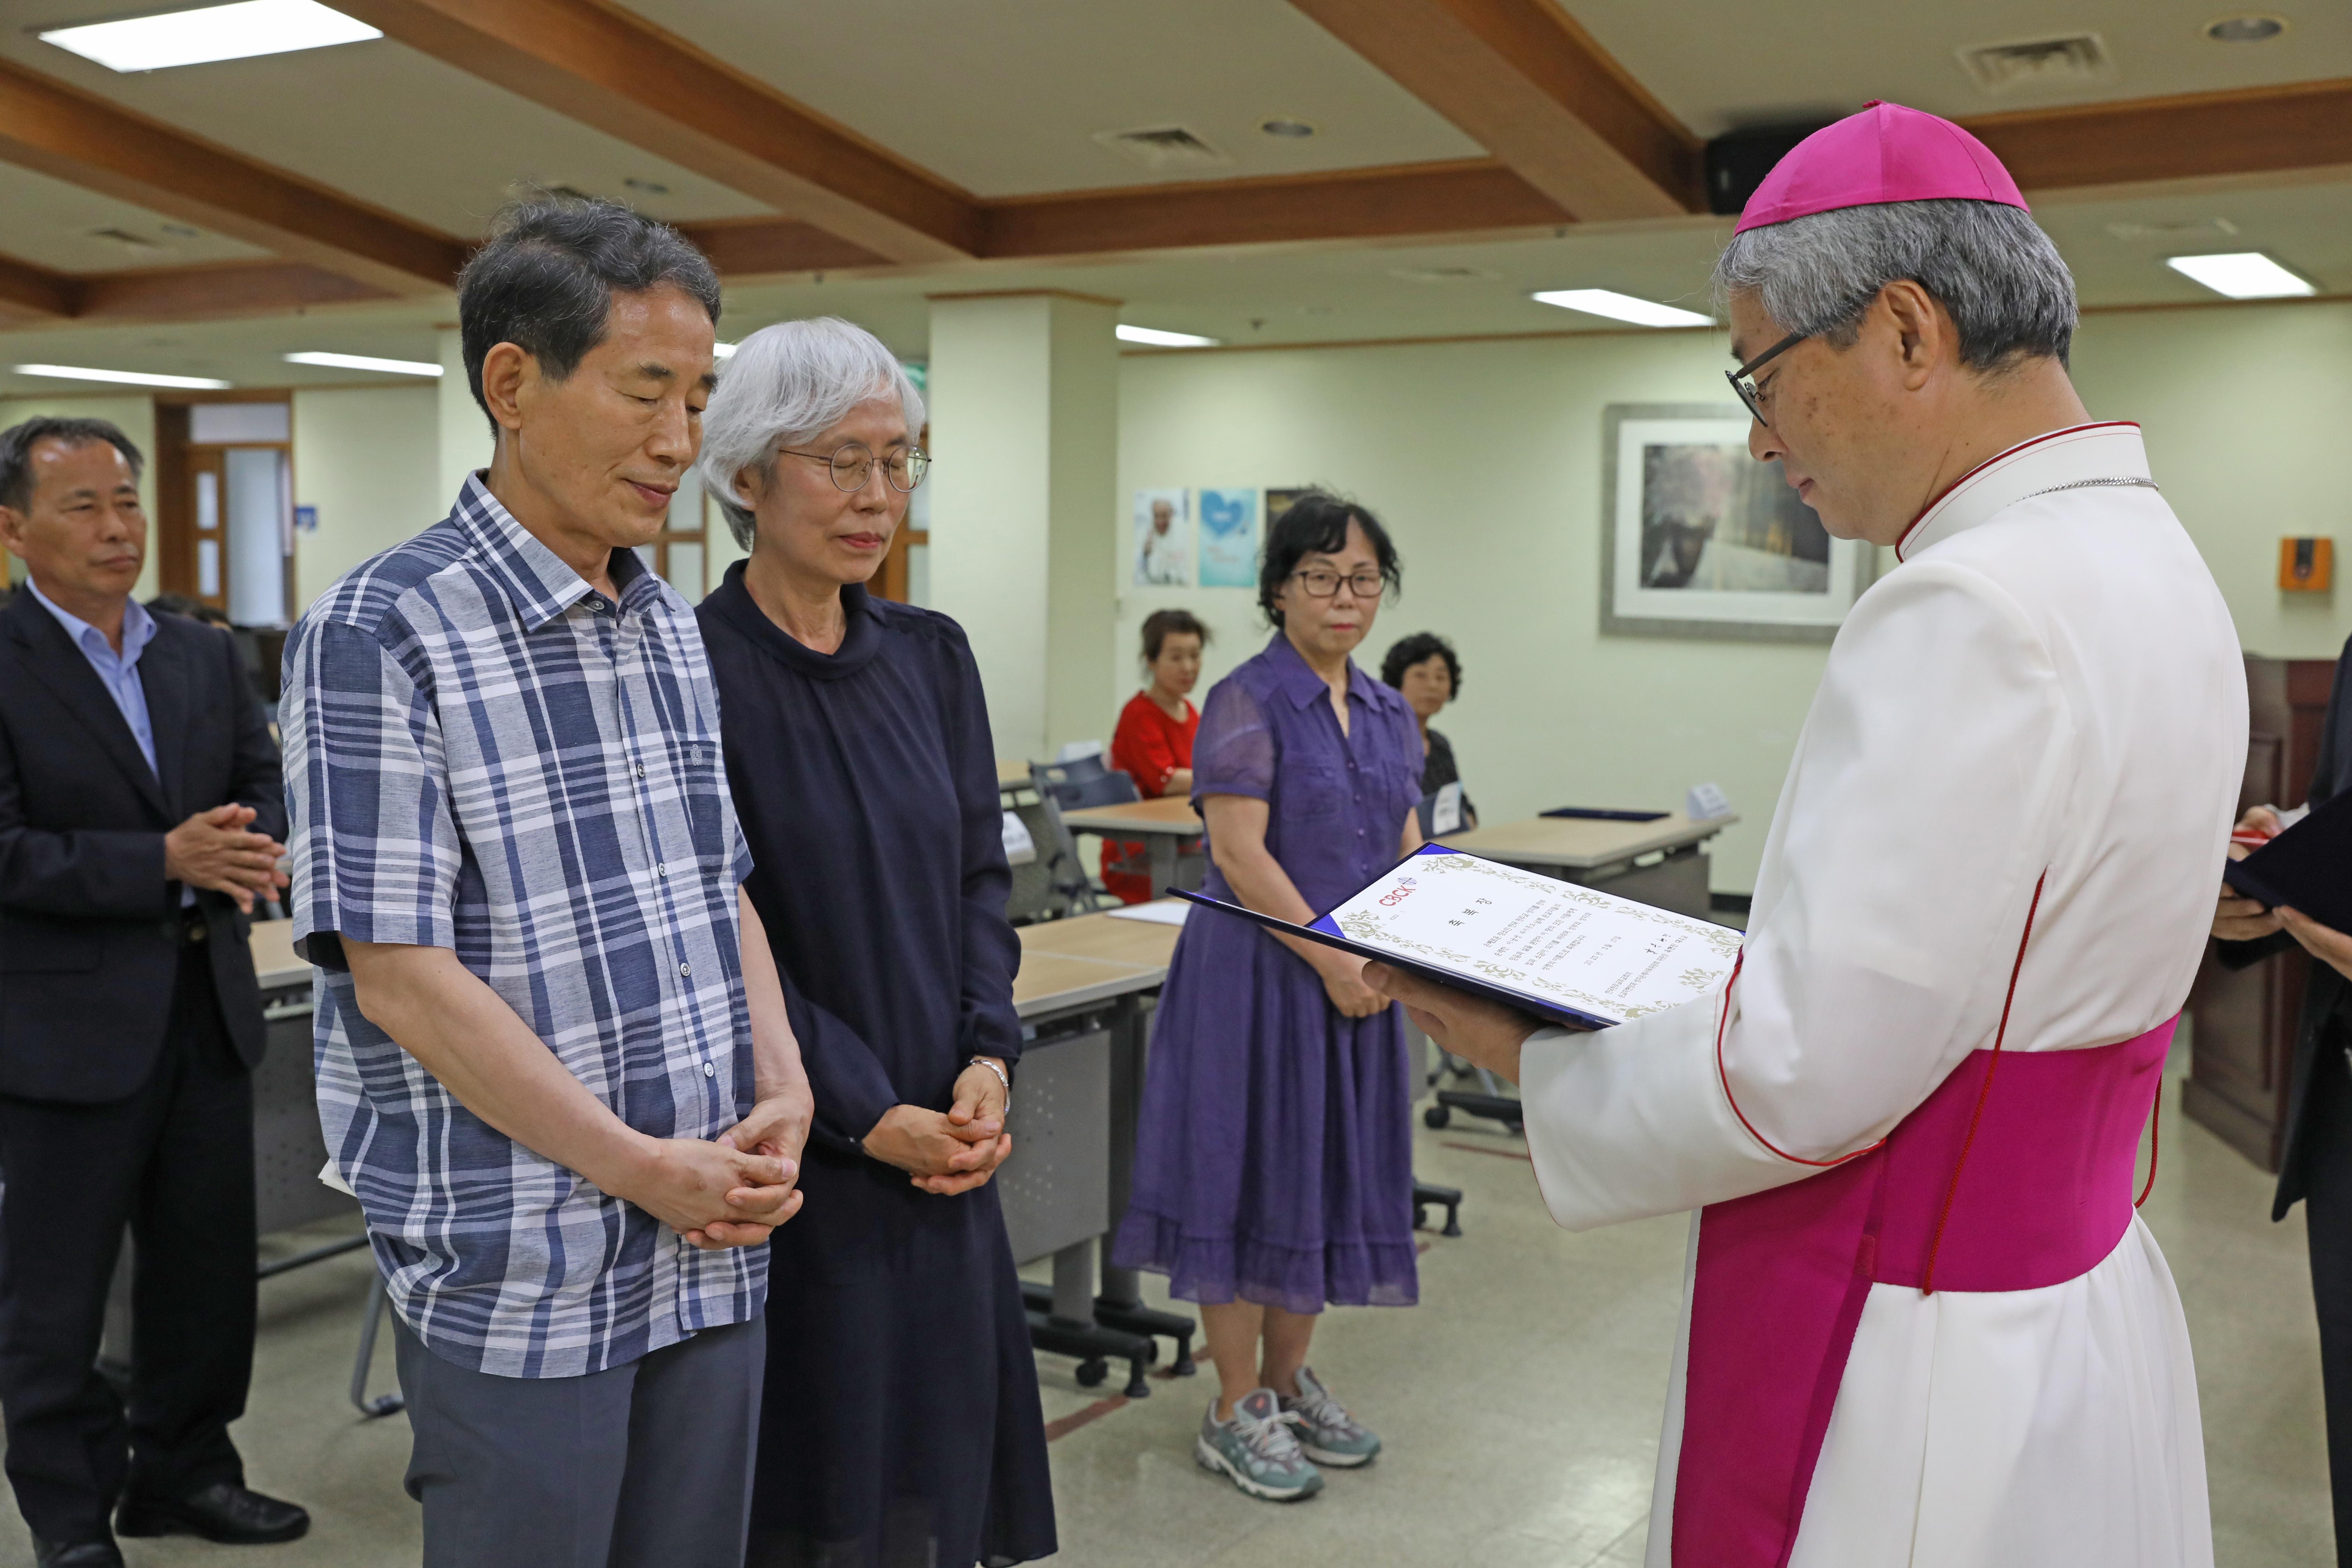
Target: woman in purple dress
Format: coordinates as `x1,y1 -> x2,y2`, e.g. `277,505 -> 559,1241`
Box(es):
1113,492 -> 1424,1503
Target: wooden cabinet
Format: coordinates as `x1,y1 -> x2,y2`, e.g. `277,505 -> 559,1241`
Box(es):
2184,654 -> 2336,1171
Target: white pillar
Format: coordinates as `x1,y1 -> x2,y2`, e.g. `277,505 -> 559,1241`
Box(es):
925,292 -> 1118,763
436,326 -> 493,508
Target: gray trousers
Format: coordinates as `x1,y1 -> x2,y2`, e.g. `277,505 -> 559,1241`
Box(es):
393,1312 -> 764,1568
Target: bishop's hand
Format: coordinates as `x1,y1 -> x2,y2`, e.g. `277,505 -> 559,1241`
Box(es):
1362,962 -> 1559,1085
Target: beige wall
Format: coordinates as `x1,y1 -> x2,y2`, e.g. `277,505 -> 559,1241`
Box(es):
1108,299 -> 2352,894
0,393 -> 162,603
291,385 -> 442,608
2068,302 -> 2352,660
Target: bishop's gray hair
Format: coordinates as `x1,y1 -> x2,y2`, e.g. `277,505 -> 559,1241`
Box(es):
1712,198 -> 2078,371
696,317 -> 926,550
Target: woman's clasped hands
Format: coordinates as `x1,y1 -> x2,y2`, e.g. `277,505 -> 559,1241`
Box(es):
863,1058 -> 1015,1194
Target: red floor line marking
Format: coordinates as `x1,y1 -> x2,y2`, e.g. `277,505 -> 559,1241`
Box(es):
1441,1140 -> 1533,1162
1044,1395 -> 1128,1442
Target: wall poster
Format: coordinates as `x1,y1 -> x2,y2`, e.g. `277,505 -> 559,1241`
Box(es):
1132,488 -> 1191,586
1197,487 -> 1261,588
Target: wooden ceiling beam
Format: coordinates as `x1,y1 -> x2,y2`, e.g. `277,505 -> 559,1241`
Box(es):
670,219 -> 891,280
1284,0 -> 1700,220
76,262 -> 396,324
0,59 -> 465,296
330,0 -> 981,264
983,159 -> 1572,260
0,253 -> 78,324
1960,78 -> 2352,194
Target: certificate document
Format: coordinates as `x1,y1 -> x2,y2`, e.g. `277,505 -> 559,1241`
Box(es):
1178,844 -> 1741,1029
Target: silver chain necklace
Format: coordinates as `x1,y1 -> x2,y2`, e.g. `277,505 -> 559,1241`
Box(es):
2018,476 -> 2161,502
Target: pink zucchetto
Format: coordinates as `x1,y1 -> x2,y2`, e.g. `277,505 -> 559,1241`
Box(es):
1733,101 -> 2029,235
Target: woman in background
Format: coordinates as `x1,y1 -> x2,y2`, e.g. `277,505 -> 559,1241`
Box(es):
1104,608 -> 1207,904
1380,631 -> 1476,831
694,317 -> 1055,1568
1114,493 -> 1423,1503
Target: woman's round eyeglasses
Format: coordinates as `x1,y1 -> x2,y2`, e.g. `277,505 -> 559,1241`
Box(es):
1289,568 -> 1386,599
777,441 -> 931,493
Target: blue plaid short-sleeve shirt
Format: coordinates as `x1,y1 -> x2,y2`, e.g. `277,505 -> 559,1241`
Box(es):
283,476 -> 763,1379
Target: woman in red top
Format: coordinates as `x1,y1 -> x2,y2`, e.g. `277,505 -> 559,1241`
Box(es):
1104,609 -> 1208,903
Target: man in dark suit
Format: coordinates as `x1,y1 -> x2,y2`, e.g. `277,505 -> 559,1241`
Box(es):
0,418 -> 308,1567
2215,643 -> 2352,1566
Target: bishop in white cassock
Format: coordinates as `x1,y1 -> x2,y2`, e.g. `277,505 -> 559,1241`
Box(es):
1370,103 -> 2244,1568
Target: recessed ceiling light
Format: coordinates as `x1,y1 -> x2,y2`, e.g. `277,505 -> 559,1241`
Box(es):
284,351 -> 442,377
1259,117 -> 1317,139
623,177 -> 671,196
2204,14 -> 2286,42
2165,251 -> 2317,299
1115,324 -> 1222,348
39,0 -> 382,74
1116,324 -> 1221,348
1531,289 -> 1713,328
13,363 -> 231,390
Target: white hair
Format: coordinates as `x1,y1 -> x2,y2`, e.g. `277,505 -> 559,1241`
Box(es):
1713,198 -> 2078,370
695,316 -> 926,550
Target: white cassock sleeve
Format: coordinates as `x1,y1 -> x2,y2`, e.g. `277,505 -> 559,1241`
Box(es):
1520,559 -> 2074,1230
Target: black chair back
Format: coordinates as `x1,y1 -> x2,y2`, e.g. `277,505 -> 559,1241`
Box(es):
1030,757 -> 1140,812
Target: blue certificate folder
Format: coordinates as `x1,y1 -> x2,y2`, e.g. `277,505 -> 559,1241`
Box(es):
1169,845 -> 1610,1030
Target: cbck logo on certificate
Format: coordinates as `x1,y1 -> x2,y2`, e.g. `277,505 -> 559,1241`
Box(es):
1179,844 -> 1742,1029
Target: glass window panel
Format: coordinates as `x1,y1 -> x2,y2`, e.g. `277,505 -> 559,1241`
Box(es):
666,541 -> 704,600
196,470 -> 219,531
197,538 -> 220,597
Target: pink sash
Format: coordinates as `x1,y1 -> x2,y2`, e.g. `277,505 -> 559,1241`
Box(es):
1671,1017 -> 2173,1567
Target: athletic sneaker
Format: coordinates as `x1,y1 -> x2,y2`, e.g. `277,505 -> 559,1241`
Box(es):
1196,1389 -> 1324,1501
1280,1366 -> 1382,1467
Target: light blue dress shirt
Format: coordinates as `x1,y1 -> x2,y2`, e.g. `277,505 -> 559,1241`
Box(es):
28,578 -> 159,778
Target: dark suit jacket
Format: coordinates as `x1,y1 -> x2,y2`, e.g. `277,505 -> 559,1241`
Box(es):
2220,632 -> 2352,1219
0,590 -> 284,1102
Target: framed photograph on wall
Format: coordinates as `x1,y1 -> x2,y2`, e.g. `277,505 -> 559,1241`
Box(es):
1600,403 -> 1875,642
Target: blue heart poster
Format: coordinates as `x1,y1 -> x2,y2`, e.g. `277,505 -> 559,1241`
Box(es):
1197,488 -> 1260,588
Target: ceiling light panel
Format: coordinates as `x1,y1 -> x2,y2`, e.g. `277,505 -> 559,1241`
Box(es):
1115,325 -> 1222,348
39,0 -> 381,74
283,351 -> 441,376
1531,290 -> 1713,328
13,364 -> 232,390
2165,251 -> 2318,299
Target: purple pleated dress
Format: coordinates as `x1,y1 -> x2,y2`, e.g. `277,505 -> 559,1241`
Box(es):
1113,633 -> 1426,1314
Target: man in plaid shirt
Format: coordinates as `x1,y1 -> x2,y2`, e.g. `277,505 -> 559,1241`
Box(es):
281,199 -> 810,1568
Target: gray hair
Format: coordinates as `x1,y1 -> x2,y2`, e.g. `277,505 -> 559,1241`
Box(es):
457,196 -> 722,436
1713,198 -> 2078,371
0,416 -> 143,513
696,317 -> 926,550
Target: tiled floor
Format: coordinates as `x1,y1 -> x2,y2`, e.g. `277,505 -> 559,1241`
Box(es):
0,1066 -> 2329,1566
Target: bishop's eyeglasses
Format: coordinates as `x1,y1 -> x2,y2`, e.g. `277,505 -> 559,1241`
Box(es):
776,440 -> 931,493
1725,330 -> 1808,427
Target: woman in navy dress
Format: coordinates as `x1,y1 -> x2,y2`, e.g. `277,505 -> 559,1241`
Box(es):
1113,493 -> 1425,1502
694,319 -> 1054,1567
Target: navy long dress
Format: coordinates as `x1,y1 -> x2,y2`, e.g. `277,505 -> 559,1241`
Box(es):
698,565 -> 1055,1568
